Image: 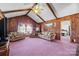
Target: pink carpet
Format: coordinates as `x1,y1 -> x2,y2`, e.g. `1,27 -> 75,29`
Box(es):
9,37 -> 77,56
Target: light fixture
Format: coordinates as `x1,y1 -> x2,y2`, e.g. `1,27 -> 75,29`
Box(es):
73,39 -> 76,42
32,5 -> 40,14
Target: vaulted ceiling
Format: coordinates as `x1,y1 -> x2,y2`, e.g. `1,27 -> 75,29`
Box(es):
0,3 -> 79,23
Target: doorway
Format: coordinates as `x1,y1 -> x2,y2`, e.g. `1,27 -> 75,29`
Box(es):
60,20 -> 71,43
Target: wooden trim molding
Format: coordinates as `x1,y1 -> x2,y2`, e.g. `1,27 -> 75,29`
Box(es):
46,3 -> 57,18
0,9 -> 5,20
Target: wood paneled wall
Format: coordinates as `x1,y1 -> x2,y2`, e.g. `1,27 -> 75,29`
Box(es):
40,13 -> 79,42
7,13 -> 79,43
40,18 -> 61,40
70,14 -> 79,43
7,15 -> 39,33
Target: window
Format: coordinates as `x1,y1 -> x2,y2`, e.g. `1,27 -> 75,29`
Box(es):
26,25 -> 33,34
18,23 -> 33,34
45,23 -> 56,27
18,23 -> 25,33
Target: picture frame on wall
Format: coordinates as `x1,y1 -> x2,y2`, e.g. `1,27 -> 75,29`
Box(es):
45,23 -> 56,28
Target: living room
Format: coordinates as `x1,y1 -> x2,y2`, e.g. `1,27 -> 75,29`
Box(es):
0,3 -> 79,56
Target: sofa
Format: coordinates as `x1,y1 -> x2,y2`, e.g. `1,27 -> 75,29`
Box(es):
38,31 -> 56,41
8,32 -> 26,42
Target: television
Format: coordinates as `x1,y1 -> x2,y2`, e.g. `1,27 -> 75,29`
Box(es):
0,17 -> 7,42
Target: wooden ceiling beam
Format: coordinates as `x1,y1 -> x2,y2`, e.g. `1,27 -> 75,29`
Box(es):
26,3 -> 46,22
26,3 -> 38,15
36,14 -> 45,22
3,8 -> 31,14
46,3 -> 57,18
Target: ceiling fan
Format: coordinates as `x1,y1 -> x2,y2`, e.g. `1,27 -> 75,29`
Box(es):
32,4 -> 44,14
